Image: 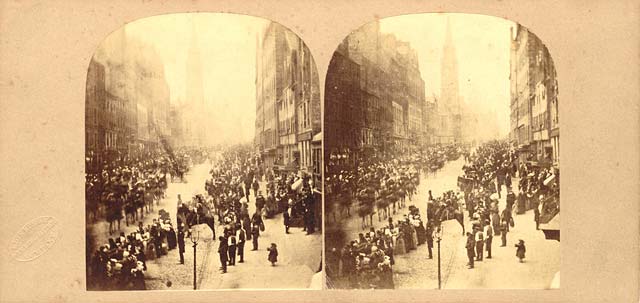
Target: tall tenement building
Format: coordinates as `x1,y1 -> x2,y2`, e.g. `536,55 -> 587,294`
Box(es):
86,26 -> 173,171
324,20 -> 425,165
510,24 -> 559,166
255,22 -> 321,179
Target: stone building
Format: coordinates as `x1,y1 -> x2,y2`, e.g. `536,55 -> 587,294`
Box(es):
324,20 -> 425,161
86,26 -> 173,169
509,24 -> 559,166
255,22 -> 321,177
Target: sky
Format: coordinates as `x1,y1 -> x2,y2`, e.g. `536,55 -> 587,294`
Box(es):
380,14 -> 516,138
94,13 -> 516,145
114,14 -> 269,145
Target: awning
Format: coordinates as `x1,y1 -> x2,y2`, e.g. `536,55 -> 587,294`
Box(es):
312,132 -> 322,143
540,212 -> 560,241
517,144 -> 532,152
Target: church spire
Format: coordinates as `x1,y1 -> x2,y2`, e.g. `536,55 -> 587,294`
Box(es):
440,17 -> 459,113
440,17 -> 462,143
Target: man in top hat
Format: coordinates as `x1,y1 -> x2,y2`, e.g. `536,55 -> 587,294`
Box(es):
465,232 -> 476,269
500,220 -> 508,247
284,199 -> 293,234
177,225 -> 186,264
227,231 -> 237,266
255,192 -> 266,214
251,222 -> 260,251
218,236 -> 228,273
252,178 -> 260,198
474,225 -> 484,261
484,220 -> 493,259
426,222 -> 434,259
237,223 -> 246,263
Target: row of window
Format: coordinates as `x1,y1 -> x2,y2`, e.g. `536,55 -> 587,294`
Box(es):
532,112 -> 549,131
298,101 -> 311,130
278,117 -> 295,134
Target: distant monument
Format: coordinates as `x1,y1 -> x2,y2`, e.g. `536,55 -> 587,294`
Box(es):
438,19 -> 463,144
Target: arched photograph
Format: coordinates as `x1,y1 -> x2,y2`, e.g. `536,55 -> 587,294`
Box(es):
323,14 -> 560,289
84,13 -> 322,291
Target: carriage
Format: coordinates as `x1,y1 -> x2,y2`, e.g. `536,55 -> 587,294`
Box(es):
457,176 -> 474,193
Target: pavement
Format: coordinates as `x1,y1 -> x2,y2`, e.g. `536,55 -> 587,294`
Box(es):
87,161 -> 321,290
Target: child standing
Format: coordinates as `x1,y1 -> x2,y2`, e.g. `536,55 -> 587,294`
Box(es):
515,239 -> 526,263
267,243 -> 278,266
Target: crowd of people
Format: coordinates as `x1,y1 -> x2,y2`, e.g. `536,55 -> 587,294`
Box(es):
87,143 -> 321,288
324,144 -> 465,288
327,200 -> 443,288
325,145 -> 464,226
517,162 -> 560,227
177,145 -> 320,273
327,139 -> 561,286
88,209 -> 181,290
85,146 -> 208,290
85,147 -> 206,234
458,140 -> 559,268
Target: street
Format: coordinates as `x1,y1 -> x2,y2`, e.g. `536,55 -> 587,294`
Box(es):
395,158 -> 560,289
327,157 -> 560,289
88,162 -> 321,290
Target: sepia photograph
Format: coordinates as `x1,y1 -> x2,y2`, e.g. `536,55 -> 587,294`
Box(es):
1,0 -> 639,302
84,13 -> 323,291
324,14 -> 560,289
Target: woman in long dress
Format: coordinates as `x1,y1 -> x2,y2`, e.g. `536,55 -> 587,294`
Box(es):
410,223 -> 418,250
395,230 -> 406,255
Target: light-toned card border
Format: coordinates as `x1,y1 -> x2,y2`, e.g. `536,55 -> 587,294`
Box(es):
0,0 -> 638,302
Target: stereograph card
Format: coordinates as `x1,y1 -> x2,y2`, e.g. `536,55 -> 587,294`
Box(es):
0,1 -> 637,302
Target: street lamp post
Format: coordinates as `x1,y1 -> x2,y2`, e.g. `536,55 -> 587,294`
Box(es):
435,225 -> 443,290
189,228 -> 200,290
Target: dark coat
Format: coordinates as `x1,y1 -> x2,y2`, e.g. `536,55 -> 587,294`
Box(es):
466,235 -> 476,257
426,226 -> 434,247
177,231 -> 186,253
251,225 -> 260,238
238,228 -> 246,243
283,208 -> 290,226
515,243 -> 526,259
218,240 -> 228,261
268,247 -> 278,263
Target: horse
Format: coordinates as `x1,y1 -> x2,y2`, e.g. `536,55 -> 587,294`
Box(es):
134,190 -> 146,221
376,194 -> 390,222
338,192 -> 352,218
431,204 -> 465,236
397,187 -> 407,209
358,205 -> 374,230
144,190 -> 155,214
86,187 -> 99,223
124,196 -> 138,227
178,200 -> 217,240
106,195 -> 123,235
405,181 -> 416,202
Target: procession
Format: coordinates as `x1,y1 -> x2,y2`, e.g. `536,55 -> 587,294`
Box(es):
85,14 -> 322,290
324,14 -> 560,289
